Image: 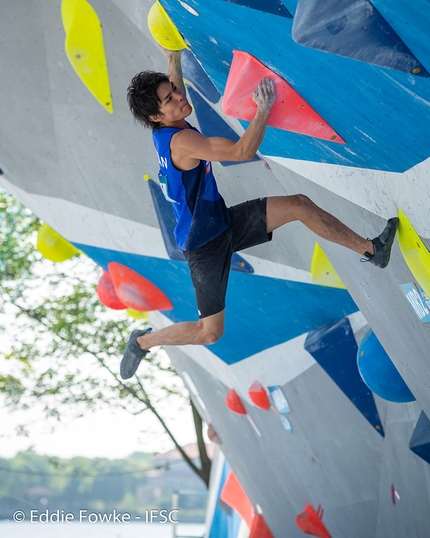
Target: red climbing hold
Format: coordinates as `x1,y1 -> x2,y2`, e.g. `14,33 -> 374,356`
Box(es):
222,50 -> 345,143
295,504 -> 331,538
248,380 -> 271,410
108,262 -> 173,312
220,471 -> 254,528
226,389 -> 247,415
249,514 -> 274,538
96,270 -> 127,310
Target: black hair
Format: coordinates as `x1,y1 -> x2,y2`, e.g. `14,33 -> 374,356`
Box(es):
127,70 -> 170,130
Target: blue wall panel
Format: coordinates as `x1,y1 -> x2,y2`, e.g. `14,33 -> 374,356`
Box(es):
74,243 -> 358,364
161,0 -> 430,172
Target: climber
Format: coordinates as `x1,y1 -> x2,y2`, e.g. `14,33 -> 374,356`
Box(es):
121,48 -> 398,379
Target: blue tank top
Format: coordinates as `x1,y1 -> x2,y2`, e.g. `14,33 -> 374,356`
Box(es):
152,124 -> 230,251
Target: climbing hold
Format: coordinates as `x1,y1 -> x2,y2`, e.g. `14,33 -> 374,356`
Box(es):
222,51 -> 345,142
292,0 -> 428,77
143,174 -> 151,181
207,423 -> 222,444
225,389 -> 247,415
126,308 -> 149,320
37,223 -> 81,262
220,471 -> 254,528
311,243 -> 346,289
357,329 -> 415,403
220,472 -> 273,537
96,270 -> 127,310
305,318 -> 384,435
295,504 -> 331,538
147,1 -> 189,51
182,49 -> 221,104
409,411 -> 430,465
61,0 -> 114,113
249,514 -> 274,538
108,262 -> 174,311
397,210 -> 430,297
248,381 -> 271,410
222,0 -> 291,19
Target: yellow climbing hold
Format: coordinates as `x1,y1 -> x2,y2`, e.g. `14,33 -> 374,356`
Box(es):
147,1 -> 189,51
37,223 -> 81,263
126,308 -> 149,320
397,209 -> 430,296
143,174 -> 151,181
310,242 -> 346,289
61,0 -> 113,113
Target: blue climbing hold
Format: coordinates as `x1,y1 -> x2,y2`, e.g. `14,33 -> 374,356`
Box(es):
357,329 -> 415,403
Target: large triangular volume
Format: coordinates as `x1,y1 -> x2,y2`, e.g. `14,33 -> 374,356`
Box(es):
304,317 -> 384,436
222,0 -> 291,18
409,411 -> 430,465
222,51 -> 345,143
292,0 -> 429,77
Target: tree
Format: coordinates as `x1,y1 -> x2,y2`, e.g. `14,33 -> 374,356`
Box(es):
0,189 -> 211,487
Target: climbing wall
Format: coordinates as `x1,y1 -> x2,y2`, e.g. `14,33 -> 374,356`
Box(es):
1,0 -> 430,536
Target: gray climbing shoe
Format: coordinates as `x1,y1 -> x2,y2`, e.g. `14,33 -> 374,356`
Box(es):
362,217 -> 399,269
120,328 -> 152,380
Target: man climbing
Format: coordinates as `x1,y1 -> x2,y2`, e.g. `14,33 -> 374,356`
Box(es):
121,49 -> 398,380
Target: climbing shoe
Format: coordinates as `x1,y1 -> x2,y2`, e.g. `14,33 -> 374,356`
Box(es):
362,217 -> 399,269
120,328 -> 152,380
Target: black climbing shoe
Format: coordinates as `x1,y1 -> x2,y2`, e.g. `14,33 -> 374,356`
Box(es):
362,217 -> 399,269
120,328 -> 152,380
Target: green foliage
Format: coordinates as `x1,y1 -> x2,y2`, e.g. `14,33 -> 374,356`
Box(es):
0,189 -> 211,486
0,189 -> 183,415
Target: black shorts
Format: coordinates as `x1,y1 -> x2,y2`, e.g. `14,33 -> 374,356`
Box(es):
182,198 -> 272,318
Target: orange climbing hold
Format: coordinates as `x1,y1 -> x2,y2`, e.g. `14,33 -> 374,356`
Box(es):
295,504 -> 331,538
222,51 -> 345,143
248,381 -> 271,410
108,262 -> 173,312
96,270 -> 127,310
225,389 -> 247,415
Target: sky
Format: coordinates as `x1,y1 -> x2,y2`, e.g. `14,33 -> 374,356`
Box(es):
0,397 -> 197,459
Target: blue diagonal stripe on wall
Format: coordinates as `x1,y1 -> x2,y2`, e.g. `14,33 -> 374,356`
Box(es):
75,243 -> 359,364
304,317 -> 384,436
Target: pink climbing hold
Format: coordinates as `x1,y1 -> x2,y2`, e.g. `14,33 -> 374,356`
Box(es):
222,50 -> 345,143
248,380 -> 271,410
96,270 -> 127,310
226,389 -> 247,415
295,504 -> 331,538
